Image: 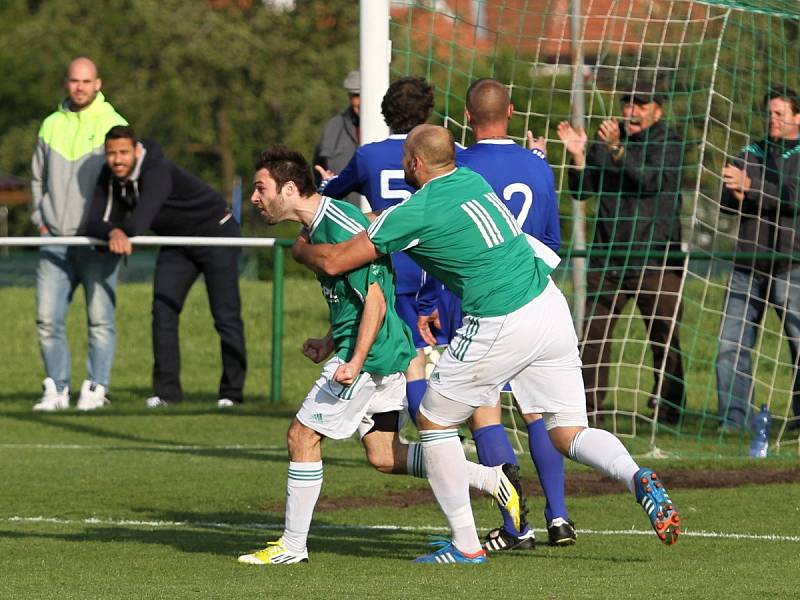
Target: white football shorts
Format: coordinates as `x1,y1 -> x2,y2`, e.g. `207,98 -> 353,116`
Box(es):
296,356 -> 406,440
423,279 -> 588,430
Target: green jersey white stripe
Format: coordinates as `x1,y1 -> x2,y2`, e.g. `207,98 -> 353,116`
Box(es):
462,201 -> 501,247
465,200 -> 504,246
470,199 -> 506,243
367,203 -> 399,238
326,203 -> 365,235
485,191 -> 522,236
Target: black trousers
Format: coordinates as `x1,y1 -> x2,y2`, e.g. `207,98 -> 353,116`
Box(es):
151,220 -> 247,402
580,266 -> 685,417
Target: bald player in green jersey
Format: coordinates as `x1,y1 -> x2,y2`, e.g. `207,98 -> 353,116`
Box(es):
238,145 -> 525,566
293,125 -> 682,564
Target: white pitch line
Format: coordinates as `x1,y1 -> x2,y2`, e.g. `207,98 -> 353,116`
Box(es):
3,516 -> 799,543
0,443 -> 285,451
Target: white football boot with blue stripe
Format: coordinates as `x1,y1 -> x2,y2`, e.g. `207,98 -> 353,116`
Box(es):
413,539 -> 487,564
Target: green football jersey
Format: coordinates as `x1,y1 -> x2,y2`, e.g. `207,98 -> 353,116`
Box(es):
367,167 -> 553,317
309,197 -> 416,375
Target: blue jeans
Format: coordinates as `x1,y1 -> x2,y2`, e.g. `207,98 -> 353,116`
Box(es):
35,244 -> 121,391
716,266 -> 800,427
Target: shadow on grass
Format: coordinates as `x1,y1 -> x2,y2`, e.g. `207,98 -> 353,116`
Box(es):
105,445 -> 368,469
0,513 -> 653,563
0,515 -> 426,561
0,410 -> 376,469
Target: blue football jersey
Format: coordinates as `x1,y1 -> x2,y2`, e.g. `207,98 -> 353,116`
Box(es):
321,134 -> 421,294
457,139 -> 560,250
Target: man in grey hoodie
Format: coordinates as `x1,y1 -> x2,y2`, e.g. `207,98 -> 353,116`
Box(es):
30,57 -> 127,412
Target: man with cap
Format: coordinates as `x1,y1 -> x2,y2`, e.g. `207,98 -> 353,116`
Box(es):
313,70 -> 361,206
557,78 -> 686,424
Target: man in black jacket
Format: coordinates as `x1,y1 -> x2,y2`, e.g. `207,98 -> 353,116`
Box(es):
558,80 -> 686,424
86,125 -> 247,408
717,88 -> 800,430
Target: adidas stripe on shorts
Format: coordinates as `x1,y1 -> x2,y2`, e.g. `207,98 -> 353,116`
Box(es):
296,356 -> 406,439
423,279 -> 588,430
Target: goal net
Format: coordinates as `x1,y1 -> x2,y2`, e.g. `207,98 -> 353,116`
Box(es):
389,0 -> 800,456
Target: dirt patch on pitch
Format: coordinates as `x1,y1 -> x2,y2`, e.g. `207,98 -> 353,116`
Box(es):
304,467 -> 800,513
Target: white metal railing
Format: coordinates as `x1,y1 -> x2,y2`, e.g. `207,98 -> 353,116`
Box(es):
0,235 -> 291,403
0,236 -> 278,247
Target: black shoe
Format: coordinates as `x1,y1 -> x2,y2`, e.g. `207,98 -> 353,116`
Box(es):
547,517 -> 577,546
482,527 -> 535,552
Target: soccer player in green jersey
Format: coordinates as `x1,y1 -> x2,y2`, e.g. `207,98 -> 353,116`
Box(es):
293,125 -> 682,563
238,145 -> 524,566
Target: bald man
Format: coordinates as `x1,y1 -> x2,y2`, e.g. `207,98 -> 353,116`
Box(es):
31,57 -> 127,412
294,124 -> 682,563
417,78 -> 573,550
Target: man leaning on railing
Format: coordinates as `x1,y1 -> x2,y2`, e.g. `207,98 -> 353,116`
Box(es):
85,125 -> 247,410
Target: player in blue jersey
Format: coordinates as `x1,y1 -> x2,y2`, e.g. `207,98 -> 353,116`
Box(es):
316,77 -> 438,423
417,78 -> 575,550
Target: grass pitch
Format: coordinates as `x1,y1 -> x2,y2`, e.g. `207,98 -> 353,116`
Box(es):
1,279 -> 798,598
1,404 -> 798,599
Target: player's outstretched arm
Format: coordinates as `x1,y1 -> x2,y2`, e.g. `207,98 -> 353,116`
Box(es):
334,282 -> 386,385
292,230 -> 382,277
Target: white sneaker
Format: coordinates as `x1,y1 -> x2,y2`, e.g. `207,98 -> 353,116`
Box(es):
217,398 -> 235,408
77,380 -> 109,411
33,377 -> 69,412
146,396 -> 171,408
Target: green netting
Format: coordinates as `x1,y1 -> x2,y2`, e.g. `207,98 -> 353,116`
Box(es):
390,0 -> 800,457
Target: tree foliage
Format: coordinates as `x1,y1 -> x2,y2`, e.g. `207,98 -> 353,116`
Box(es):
0,0 -> 359,235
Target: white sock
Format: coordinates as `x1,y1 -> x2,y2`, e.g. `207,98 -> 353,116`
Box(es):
410,442 -> 500,494
282,461 -> 323,553
465,461 -> 499,495
568,428 -> 640,493
420,430 -> 481,554
406,442 -> 426,478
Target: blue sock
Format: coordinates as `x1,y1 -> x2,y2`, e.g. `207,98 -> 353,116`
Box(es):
527,419 -> 568,523
405,379 -> 426,425
472,424 -> 525,536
